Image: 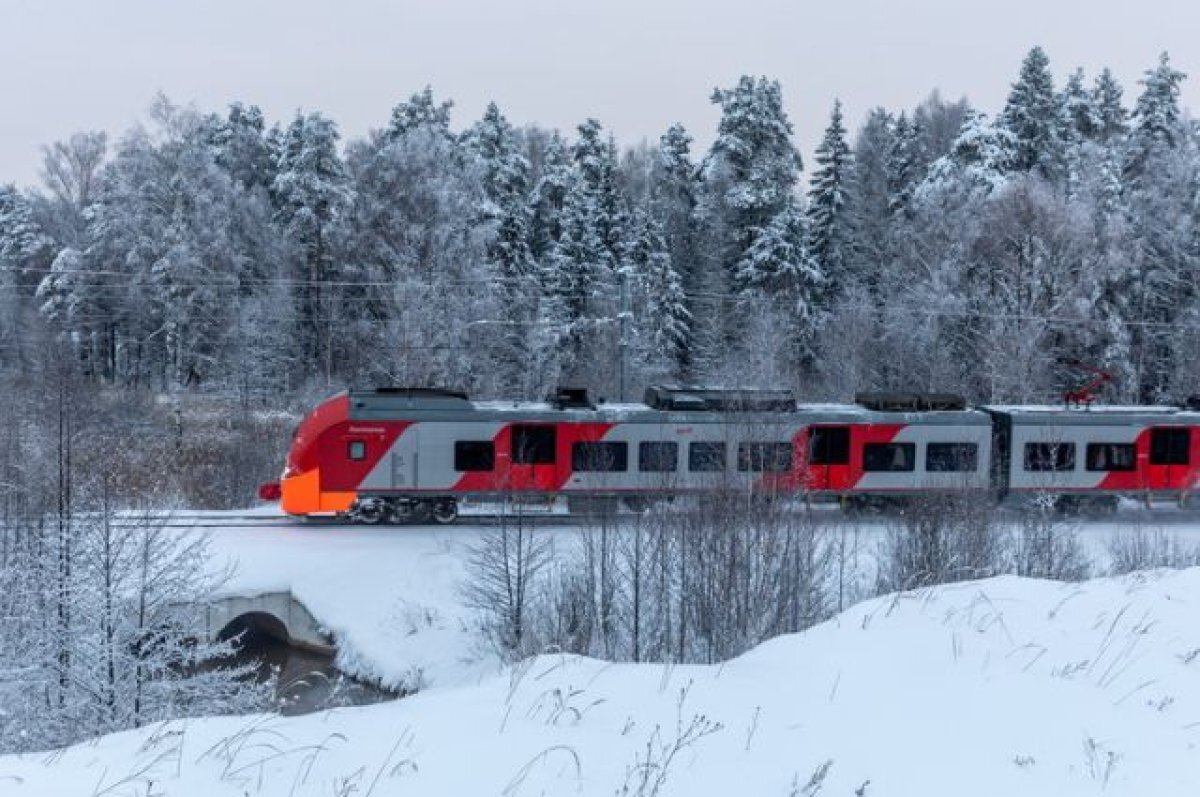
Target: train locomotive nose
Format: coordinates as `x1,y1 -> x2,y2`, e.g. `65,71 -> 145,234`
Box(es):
258,482 -> 282,501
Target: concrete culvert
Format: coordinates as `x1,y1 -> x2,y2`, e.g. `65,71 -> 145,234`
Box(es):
218,611 -> 291,650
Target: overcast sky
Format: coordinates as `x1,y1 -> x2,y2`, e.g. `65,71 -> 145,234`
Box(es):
3,0 -> 1199,188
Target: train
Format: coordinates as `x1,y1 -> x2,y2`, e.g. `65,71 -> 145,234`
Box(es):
259,385 -> 1200,523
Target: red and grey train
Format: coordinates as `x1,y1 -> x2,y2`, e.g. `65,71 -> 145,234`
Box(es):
260,386 -> 1200,523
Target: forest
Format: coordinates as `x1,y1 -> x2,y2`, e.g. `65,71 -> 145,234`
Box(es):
2,47 -> 1198,413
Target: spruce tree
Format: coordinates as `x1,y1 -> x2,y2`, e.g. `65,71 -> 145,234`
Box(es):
1092,68 -> 1128,144
698,75 -> 806,373
1061,68 -> 1100,142
465,102 -> 535,282
529,132 -> 573,263
1130,52 -> 1187,151
806,100 -> 855,297
649,123 -> 700,371
885,112 -> 922,215
1000,46 -> 1064,178
627,210 -> 691,375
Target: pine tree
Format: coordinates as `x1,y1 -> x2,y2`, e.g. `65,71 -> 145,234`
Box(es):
543,120 -> 627,384
1092,68 -> 1128,144
272,111 -> 351,380
529,132 -> 573,262
385,86 -> 454,141
1128,53 -> 1185,153
698,76 -> 805,373
702,76 -> 803,253
211,102 -> 276,192
627,210 -> 691,375
0,185 -> 54,286
886,112 -> 922,215
465,102 -> 535,281
1061,68 -> 1100,141
651,123 -> 698,282
735,198 -> 820,296
806,100 -> 855,297
919,111 -> 1017,199
1000,46 -> 1064,178
464,103 -> 539,392
649,123 -> 700,372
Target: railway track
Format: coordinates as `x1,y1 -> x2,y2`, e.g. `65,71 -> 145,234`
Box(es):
103,501 -> 1200,532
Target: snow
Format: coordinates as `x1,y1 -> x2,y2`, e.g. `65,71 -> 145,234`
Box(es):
202,514 -> 515,691
3,566 -> 1199,796
189,507 -> 1200,694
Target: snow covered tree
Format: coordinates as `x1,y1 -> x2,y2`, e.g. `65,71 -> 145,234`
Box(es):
627,209 -> 691,376
210,102 -> 277,192
886,112 -> 923,215
1092,68 -> 1128,144
806,100 -> 856,297
919,111 -> 1017,201
850,108 -> 898,303
700,76 -> 803,272
1000,46 -> 1064,178
385,86 -> 454,142
38,131 -> 107,248
273,111 -> 352,382
1061,68 -> 1100,142
464,103 -> 540,394
648,124 -> 700,374
529,131 -> 573,262
698,76 -> 805,374
541,119 -> 628,388
1126,52 -> 1187,179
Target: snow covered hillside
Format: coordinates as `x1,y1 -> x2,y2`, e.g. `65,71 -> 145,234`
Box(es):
3,568 -> 1197,797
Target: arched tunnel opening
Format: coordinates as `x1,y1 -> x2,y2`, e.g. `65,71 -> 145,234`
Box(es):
218,611 -> 291,650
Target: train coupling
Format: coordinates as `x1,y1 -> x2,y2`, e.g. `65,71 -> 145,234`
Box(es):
258,482 -> 282,501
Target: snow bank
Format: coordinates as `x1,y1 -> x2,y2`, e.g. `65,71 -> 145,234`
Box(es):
3,568 -> 1198,796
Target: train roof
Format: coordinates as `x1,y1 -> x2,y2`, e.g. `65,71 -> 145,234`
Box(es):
983,405 -> 1200,425
340,389 -> 1200,427
345,389 -> 991,426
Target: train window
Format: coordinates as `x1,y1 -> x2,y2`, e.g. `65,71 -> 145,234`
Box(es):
1024,442 -> 1076,471
454,440 -> 495,472
1085,443 -> 1136,472
347,440 -> 366,461
810,426 -> 850,465
863,442 -> 916,472
572,441 -> 628,472
926,442 -> 978,472
1149,428 -> 1190,465
738,442 -> 793,472
512,425 -> 556,465
688,441 -> 726,472
639,441 -> 678,472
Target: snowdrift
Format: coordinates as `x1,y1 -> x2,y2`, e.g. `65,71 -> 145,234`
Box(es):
3,568 -> 1198,796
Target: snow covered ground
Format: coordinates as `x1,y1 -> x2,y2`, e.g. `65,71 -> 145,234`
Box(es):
2,566 -> 1198,796
191,505 -> 1200,692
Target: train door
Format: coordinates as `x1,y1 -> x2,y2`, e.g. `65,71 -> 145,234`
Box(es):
509,424 -> 558,492
386,425 -> 419,490
1147,426 -> 1190,492
806,425 -> 851,492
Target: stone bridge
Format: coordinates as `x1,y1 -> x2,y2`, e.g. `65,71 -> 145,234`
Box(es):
202,591 -> 334,655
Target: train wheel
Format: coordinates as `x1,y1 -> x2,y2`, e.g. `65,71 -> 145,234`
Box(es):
350,498 -> 388,525
431,499 -> 458,525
